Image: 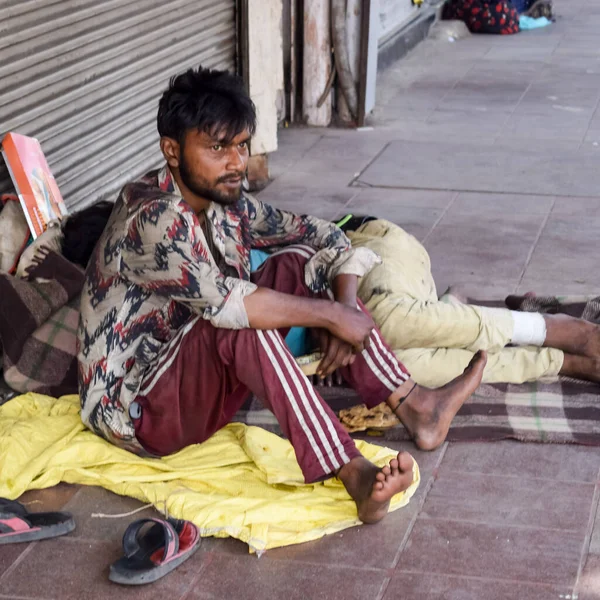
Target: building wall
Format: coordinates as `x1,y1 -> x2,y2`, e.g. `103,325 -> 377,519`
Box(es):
248,0 -> 285,155
378,0 -> 419,43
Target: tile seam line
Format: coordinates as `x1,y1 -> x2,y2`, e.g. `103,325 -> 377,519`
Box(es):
391,567 -> 575,589
197,551 -> 390,574
572,465 -> 600,594
350,140 -> 394,187
492,50 -> 548,145
429,467 -> 598,486
417,514 -> 589,533
577,70 -> 600,150
374,574 -> 392,600
390,442 -> 450,570
0,541 -> 37,585
331,187 -> 364,222
421,191 -> 459,246
352,183 -> 600,199
516,195 -> 556,287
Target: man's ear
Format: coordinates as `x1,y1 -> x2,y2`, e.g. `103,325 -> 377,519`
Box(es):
160,137 -> 180,169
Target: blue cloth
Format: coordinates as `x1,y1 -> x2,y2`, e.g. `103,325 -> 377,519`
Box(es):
519,15 -> 551,29
249,249 -> 309,357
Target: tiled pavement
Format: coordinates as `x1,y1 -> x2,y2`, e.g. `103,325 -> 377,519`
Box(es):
3,0 -> 600,598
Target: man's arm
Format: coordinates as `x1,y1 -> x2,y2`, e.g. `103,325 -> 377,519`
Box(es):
247,195 -> 379,296
120,201 -> 373,347
244,286 -> 373,352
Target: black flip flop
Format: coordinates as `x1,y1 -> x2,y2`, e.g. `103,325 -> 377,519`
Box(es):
0,498 -> 75,544
109,517 -> 201,586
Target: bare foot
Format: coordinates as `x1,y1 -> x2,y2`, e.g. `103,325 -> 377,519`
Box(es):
395,351 -> 487,451
505,292 -> 536,310
338,453 -> 415,524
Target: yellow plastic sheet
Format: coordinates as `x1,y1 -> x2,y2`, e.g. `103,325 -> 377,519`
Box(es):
0,393 -> 420,553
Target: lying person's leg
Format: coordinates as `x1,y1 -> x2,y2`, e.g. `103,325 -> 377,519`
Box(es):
252,247 -> 488,453
394,346 -> 563,388
348,220 -> 600,384
536,313 -> 600,382
347,220 -> 515,353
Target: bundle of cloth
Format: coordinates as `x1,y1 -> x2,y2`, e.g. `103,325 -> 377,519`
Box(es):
442,0 -> 521,34
0,199 -> 114,398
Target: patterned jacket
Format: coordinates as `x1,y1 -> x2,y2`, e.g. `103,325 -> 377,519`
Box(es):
78,165 -> 379,451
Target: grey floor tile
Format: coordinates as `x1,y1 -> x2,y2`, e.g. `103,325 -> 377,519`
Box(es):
492,137 -> 581,152
384,572 -> 571,600
440,440 -> 600,483
484,46 -> 556,62
587,492 -> 600,555
516,276 -> 600,296
344,198 -> 444,242
399,519 -> 582,585
0,538 -> 203,600
421,471 -> 594,531
351,187 -> 456,209
552,196 -> 600,218
357,141 -> 576,196
16,483 -> 80,514
256,173 -> 358,220
263,498 -> 419,569
268,129 -> 323,179
425,213 -> 543,281
517,83 -> 600,114
294,134 -> 388,171
450,192 -> 554,215
62,485 -> 161,544
183,554 -> 387,600
577,555 -> 600,600
523,215 -> 600,283
499,112 -> 592,143
0,544 -> 31,580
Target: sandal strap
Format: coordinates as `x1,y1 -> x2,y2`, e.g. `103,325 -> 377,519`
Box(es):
0,498 -> 27,517
122,518 -> 179,564
0,516 -> 32,534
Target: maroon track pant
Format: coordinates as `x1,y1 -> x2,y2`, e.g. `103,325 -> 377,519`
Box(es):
133,246 -> 410,483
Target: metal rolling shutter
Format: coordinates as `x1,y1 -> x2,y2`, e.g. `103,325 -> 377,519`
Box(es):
0,0 -> 236,211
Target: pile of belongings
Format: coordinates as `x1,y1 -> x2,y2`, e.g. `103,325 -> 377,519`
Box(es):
442,0 -> 521,34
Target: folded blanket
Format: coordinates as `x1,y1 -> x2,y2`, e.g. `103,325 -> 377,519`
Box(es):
0,251 -> 83,395
0,393 -> 420,553
508,294 -> 600,323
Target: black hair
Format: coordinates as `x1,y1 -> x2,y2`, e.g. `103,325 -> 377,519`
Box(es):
157,66 -> 257,145
61,201 -> 114,268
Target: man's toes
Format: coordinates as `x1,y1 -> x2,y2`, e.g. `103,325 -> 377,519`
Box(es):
381,465 -> 391,477
374,479 -> 385,491
397,452 -> 414,473
389,458 -> 399,476
375,471 -> 386,484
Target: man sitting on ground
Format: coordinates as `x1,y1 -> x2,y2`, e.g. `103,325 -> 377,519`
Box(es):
77,66 -> 486,524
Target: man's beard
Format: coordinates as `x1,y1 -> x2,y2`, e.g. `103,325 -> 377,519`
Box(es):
179,158 -> 244,206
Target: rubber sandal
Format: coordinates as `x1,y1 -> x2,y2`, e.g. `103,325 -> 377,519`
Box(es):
109,517 -> 201,586
0,498 -> 76,545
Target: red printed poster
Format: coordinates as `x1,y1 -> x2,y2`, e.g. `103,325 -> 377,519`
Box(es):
1,132 -> 68,239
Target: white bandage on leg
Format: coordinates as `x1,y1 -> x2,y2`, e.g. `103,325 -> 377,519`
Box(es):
510,311 -> 547,346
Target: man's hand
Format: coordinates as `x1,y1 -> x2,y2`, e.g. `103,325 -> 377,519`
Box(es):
326,303 -> 374,351
313,303 -> 374,378
315,329 -> 356,379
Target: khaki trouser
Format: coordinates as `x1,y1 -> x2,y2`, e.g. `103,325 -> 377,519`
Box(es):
347,220 -> 564,388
